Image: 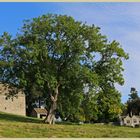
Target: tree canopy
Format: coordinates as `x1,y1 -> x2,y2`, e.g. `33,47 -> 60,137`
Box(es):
0,14 -> 128,124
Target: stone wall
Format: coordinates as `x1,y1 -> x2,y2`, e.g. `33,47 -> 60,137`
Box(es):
0,83 -> 26,116
0,94 -> 26,116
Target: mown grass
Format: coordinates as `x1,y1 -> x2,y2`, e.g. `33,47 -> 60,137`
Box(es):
0,112 -> 140,138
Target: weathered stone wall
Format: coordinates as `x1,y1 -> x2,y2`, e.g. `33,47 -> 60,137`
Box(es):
0,95 -> 26,116
0,94 -> 26,116
0,83 -> 26,116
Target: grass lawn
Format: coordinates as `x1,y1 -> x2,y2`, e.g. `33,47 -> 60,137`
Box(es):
0,112 -> 140,138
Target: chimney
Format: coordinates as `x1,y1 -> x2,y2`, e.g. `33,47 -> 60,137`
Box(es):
130,111 -> 133,117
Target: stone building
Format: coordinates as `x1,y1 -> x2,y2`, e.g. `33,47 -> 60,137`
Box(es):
0,83 -> 26,116
120,115 -> 140,127
31,108 -> 48,119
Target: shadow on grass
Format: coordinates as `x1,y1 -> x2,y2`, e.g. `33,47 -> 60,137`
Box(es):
0,112 -> 43,124
56,121 -> 81,125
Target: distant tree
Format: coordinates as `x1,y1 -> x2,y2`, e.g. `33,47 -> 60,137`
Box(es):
126,87 -> 140,116
0,14 -> 128,124
129,87 -> 139,101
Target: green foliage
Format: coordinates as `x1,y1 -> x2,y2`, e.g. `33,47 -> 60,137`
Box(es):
129,87 -> 139,101
0,14 -> 128,122
82,90 -> 98,122
97,88 -> 122,122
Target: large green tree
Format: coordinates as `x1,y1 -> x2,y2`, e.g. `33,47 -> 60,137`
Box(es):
0,14 -> 128,124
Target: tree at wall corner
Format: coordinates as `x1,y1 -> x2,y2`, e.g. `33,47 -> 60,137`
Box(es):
0,14 -> 129,124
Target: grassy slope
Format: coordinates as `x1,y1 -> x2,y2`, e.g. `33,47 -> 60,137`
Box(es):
0,112 -> 140,138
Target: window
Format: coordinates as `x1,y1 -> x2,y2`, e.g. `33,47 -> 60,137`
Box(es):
126,120 -> 130,123
133,119 -> 137,123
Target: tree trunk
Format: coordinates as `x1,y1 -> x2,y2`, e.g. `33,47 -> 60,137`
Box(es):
44,84 -> 59,124
44,100 -> 57,124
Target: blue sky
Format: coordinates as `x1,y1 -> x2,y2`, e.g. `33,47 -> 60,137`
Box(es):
0,2 -> 139,103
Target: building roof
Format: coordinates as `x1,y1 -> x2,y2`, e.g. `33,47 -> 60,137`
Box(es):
0,83 -> 24,97
132,115 -> 140,119
34,108 -> 48,114
121,115 -> 140,119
